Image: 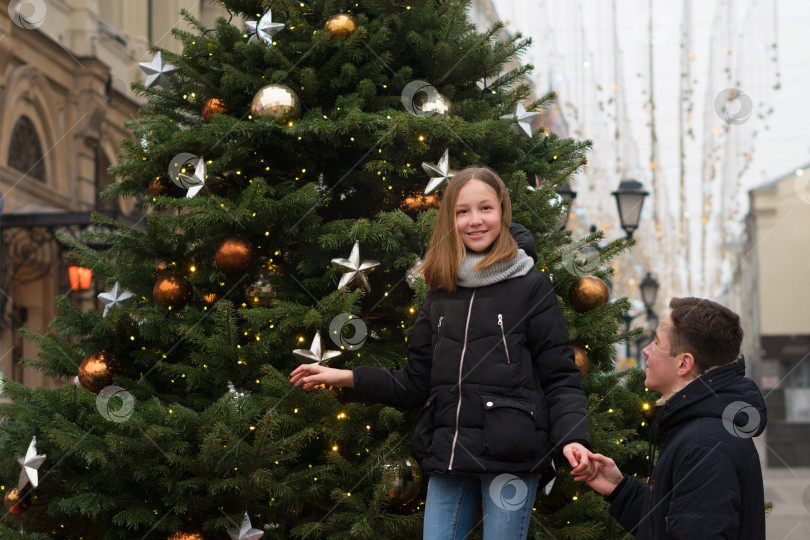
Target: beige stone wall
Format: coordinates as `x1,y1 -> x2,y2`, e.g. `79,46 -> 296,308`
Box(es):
749,171 -> 810,335
0,0 -> 229,391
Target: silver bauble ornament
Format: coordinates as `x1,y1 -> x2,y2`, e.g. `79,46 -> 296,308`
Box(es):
414,91 -> 452,118
250,84 -> 301,122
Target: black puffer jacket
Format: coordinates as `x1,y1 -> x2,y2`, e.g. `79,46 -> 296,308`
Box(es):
350,225 -> 589,479
607,355 -> 767,539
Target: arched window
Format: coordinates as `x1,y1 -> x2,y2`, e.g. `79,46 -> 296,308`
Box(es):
8,116 -> 46,182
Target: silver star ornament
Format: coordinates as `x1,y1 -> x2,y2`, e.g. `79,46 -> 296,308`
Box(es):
293,331 -> 341,364
17,436 -> 46,490
175,157 -> 207,198
332,241 -> 380,291
500,102 -> 538,137
139,51 -> 177,91
245,9 -> 285,46
227,512 -> 264,540
98,282 -> 135,317
421,149 -> 455,195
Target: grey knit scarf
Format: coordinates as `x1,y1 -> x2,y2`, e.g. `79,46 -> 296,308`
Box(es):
457,249 -> 534,288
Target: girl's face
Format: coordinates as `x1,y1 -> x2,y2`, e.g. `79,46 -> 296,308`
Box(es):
455,179 -> 502,252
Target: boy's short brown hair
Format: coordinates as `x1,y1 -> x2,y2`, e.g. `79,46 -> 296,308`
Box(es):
668,297 -> 744,373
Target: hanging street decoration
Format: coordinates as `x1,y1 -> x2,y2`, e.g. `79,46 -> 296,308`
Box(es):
332,241 -> 380,292
227,512 -> 265,540
245,9 -> 285,46
500,102 -> 538,137
17,436 -> 46,491
138,51 -> 177,91
98,282 -> 135,317
421,149 -> 454,195
292,331 -> 341,364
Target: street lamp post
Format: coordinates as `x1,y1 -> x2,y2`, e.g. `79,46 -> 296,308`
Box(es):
624,272 -> 660,366
612,179 -> 649,239
554,182 -> 577,231
640,272 -> 660,310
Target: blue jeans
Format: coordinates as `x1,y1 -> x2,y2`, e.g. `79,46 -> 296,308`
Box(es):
422,472 -> 541,540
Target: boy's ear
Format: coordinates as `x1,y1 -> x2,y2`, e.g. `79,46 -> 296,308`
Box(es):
678,352 -> 697,377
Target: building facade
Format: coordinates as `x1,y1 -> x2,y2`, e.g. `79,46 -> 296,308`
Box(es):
732,165 -> 810,466
0,0 -> 228,392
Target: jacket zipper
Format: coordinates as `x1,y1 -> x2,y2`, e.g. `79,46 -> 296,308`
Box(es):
448,290 -> 476,471
433,316 -> 444,358
497,314 -> 511,364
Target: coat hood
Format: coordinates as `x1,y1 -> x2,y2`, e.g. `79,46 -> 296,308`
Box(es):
659,355 -> 767,442
510,222 -> 538,263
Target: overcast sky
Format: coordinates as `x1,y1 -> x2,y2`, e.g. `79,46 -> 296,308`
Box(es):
491,0 -> 809,297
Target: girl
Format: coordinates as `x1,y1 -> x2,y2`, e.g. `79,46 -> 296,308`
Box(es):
290,166 -> 591,539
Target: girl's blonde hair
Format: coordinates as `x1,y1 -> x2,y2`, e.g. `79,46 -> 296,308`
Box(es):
419,166 -> 518,292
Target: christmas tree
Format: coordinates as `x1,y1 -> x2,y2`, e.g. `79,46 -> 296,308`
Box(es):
1,1 -> 653,538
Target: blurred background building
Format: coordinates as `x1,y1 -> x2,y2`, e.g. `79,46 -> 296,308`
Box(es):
0,0 -> 227,392
729,166 -> 810,466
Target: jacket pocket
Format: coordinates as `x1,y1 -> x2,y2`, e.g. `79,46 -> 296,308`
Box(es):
481,394 -> 536,461
412,394 -> 437,459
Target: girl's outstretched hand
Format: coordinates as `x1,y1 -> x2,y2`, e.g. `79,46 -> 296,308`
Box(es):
290,364 -> 353,392
562,442 -> 591,469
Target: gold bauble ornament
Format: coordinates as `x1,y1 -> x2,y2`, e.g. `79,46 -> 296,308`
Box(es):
400,190 -> 440,216
572,345 -> 589,378
149,176 -> 174,197
250,84 -> 301,122
324,13 -> 358,39
78,351 -> 122,393
414,90 -> 452,118
4,487 -> 30,514
153,274 -> 193,310
201,97 -> 228,122
568,276 -> 610,313
214,237 -> 254,275
382,456 -> 423,509
167,521 -> 206,540
245,263 -> 281,307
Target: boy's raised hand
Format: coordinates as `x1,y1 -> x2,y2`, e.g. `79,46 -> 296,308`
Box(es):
571,451 -> 624,496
